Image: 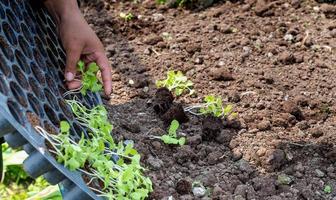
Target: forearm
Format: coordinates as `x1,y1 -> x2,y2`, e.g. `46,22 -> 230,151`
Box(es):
43,0 -> 81,25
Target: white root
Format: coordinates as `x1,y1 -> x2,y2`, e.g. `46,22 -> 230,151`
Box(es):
62,85 -> 83,98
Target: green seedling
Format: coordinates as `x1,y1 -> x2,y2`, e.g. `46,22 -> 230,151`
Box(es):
37,101 -> 153,199
156,0 -> 167,4
156,70 -> 194,96
77,61 -> 102,95
324,185 -> 332,194
119,12 -> 134,21
184,95 -> 237,119
199,95 -> 236,118
152,120 -> 185,145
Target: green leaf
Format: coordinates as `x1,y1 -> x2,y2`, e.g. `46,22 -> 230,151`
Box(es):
178,137 -> 186,145
168,120 -> 179,137
324,185 -> 332,194
77,60 -> 85,72
66,158 -> 80,171
60,121 -> 70,133
156,70 -> 194,97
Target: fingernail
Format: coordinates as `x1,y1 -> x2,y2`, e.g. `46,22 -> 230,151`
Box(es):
65,72 -> 74,81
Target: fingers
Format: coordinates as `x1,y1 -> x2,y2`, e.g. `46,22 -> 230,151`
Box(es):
67,80 -> 82,90
65,47 -> 81,82
94,52 -> 112,96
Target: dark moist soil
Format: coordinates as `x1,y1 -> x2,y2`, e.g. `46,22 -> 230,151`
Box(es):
83,0 -> 336,199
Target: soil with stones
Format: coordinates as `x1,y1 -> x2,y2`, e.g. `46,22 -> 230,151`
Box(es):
82,0 -> 336,199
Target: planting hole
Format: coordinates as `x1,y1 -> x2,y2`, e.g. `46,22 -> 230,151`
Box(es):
73,122 -> 88,138
6,9 -> 20,32
28,93 -> 43,117
2,22 -> 17,46
9,0 -> 23,20
0,3 -> 5,19
18,35 -> 32,59
58,99 -> 73,120
0,53 -> 11,77
15,50 -> 30,74
0,74 -> 9,95
10,81 -> 28,107
44,104 -> 59,126
43,121 -> 57,135
58,84 -> 67,95
34,36 -> 47,57
46,37 -> 58,55
47,49 -> 58,70
46,74 -> 59,94
7,99 -> 24,125
26,111 -> 41,128
12,64 -> 29,89
44,89 -> 59,110
31,62 -> 46,84
29,77 -> 45,100
0,35 -> 14,61
21,23 -> 33,43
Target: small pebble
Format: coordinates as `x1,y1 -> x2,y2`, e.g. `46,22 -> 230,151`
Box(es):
192,187 -> 206,198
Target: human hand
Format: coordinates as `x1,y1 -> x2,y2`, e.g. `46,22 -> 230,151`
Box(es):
44,0 -> 112,95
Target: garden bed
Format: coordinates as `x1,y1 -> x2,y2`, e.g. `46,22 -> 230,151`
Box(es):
83,0 -> 335,199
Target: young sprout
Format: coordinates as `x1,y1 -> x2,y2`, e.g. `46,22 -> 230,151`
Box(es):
185,95 -> 237,119
151,120 -> 185,146
156,70 -> 195,96
119,12 -> 134,21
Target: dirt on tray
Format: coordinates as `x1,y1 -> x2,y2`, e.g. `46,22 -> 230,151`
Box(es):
82,0 -> 336,199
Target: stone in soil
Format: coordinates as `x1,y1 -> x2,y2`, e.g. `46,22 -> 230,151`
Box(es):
143,34 -> 163,45
192,187 -> 206,198
278,51 -> 296,65
153,87 -> 174,115
215,129 -> 236,144
209,68 -> 234,81
176,179 -> 192,195
257,120 -> 272,131
255,0 -> 275,17
161,103 -> 188,124
265,149 -> 287,171
282,101 -> 304,121
147,156 -> 164,170
202,116 -> 223,141
187,134 -> 202,146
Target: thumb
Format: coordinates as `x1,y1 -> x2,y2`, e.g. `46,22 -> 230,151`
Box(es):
65,47 -> 81,81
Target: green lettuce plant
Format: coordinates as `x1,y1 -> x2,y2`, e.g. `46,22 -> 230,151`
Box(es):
156,70 -> 194,96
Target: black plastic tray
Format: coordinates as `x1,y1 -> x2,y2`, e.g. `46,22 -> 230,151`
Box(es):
0,0 -> 104,199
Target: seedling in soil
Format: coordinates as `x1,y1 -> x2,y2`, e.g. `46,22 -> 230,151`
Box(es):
151,120 -> 186,145
324,185 -> 332,194
77,60 -> 103,95
119,12 -> 134,21
185,95 -> 237,119
156,70 -> 195,96
36,100 -> 153,199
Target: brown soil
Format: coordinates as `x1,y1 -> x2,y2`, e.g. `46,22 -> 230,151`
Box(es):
26,112 -> 40,127
82,0 -> 336,199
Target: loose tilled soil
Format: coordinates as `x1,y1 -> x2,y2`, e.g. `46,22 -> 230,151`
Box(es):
82,0 -> 336,199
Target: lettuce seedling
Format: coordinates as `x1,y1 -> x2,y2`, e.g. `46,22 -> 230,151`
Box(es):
199,95 -> 237,118
119,12 -> 134,21
38,101 -> 153,199
160,120 -> 185,145
324,185 -> 332,194
156,70 -> 195,96
77,60 -> 102,95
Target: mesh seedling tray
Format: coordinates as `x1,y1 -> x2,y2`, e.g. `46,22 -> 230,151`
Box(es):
0,0 -> 103,199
